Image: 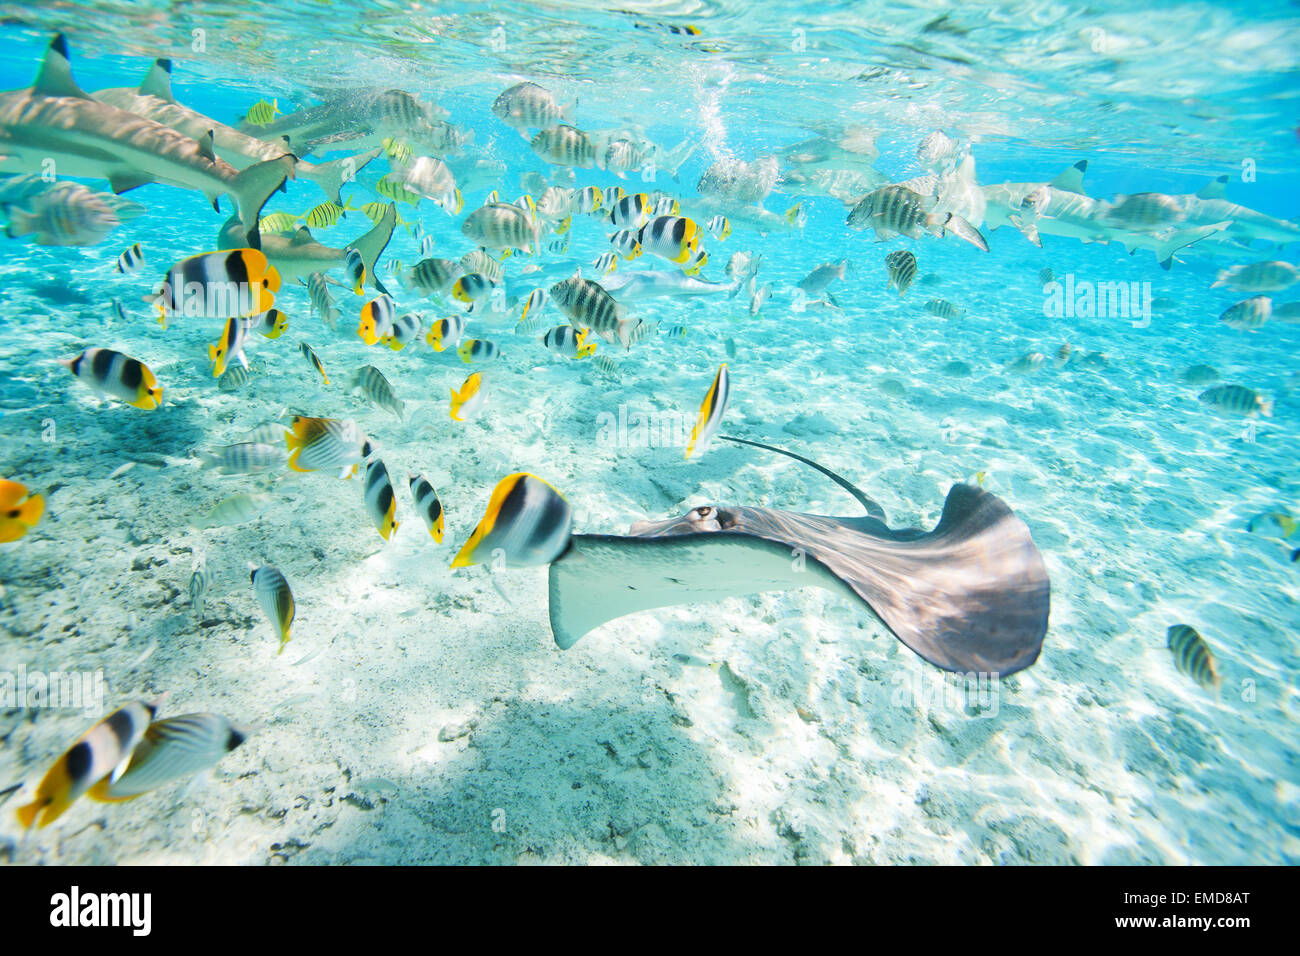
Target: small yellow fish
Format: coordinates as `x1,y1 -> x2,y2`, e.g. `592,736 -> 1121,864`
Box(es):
0,480 -> 45,543
245,98 -> 281,125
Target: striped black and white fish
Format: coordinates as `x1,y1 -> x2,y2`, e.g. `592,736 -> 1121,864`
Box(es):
885,249 -> 917,296
251,565 -> 294,654
847,184 -> 988,251
363,454 -> 400,540
924,298 -> 962,319
403,257 -> 462,295
452,473 -> 572,568
350,365 -> 405,421
94,713 -> 249,801
59,347 -> 163,409
1198,384 -> 1273,417
549,275 -> 640,349
197,441 -> 285,475
530,124 -> 596,168
1166,624 -> 1220,693
1219,297 -> 1271,331
217,364 -> 251,392
115,242 -> 144,274
461,202 -> 540,253
408,473 -> 445,542
189,566 -> 213,619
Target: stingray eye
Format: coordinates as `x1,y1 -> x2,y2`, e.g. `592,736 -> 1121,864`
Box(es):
695,507 -> 713,519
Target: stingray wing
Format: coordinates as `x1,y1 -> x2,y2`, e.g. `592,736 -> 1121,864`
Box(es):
549,531 -> 842,651
548,484 -> 1049,676
779,485 -> 1051,676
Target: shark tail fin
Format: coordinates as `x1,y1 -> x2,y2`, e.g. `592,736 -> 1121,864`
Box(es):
1050,160 -> 1089,196
300,147 -> 382,204
229,155 -> 295,250
350,202 -> 397,296
139,58 -> 174,102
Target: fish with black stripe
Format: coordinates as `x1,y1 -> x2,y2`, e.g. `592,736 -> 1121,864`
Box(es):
15,698 -> 162,828
208,315 -> 250,377
147,248 -> 280,329
350,365 -> 405,421
885,249 -> 917,296
452,473 -> 572,568
363,454 -> 400,540
685,363 -> 730,459
408,473 -> 445,542
458,338 -> 500,365
549,274 -> 640,349
542,324 -> 596,359
357,294 -> 396,346
426,314 -> 468,352
300,341 -> 330,384
531,124 -> 596,168
847,184 -> 988,251
285,415 -> 372,477
251,565 -> 294,653
115,242 -> 144,274
637,215 -> 701,265
89,712 -> 248,802
1166,624 -> 1220,693
59,347 -> 163,409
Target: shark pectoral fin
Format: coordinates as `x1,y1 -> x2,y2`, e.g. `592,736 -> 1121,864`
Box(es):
944,212 -> 990,251
548,532 -> 821,651
1009,215 -> 1041,247
139,58 -> 175,102
198,130 -> 217,164
108,170 -> 155,194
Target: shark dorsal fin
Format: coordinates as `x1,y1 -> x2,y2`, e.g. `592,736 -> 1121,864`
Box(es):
33,34 -> 91,99
139,58 -> 175,102
291,227 -> 314,245
1050,160 -> 1088,196
198,130 -> 217,164
956,153 -> 977,185
1196,175 -> 1229,200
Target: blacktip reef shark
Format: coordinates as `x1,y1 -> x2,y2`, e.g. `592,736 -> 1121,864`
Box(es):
0,35 -> 291,249
981,160 -> 1286,266
236,89 -> 469,158
217,201 -> 397,293
93,58 -> 381,204
547,436 -> 1050,677
599,268 -> 741,301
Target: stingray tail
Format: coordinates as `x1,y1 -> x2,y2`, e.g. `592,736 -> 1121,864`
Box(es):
717,434 -> 886,520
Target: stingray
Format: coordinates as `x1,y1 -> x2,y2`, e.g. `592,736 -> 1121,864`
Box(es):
547,436 -> 1050,676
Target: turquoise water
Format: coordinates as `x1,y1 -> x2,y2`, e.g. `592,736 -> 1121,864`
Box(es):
0,3 -> 1297,865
